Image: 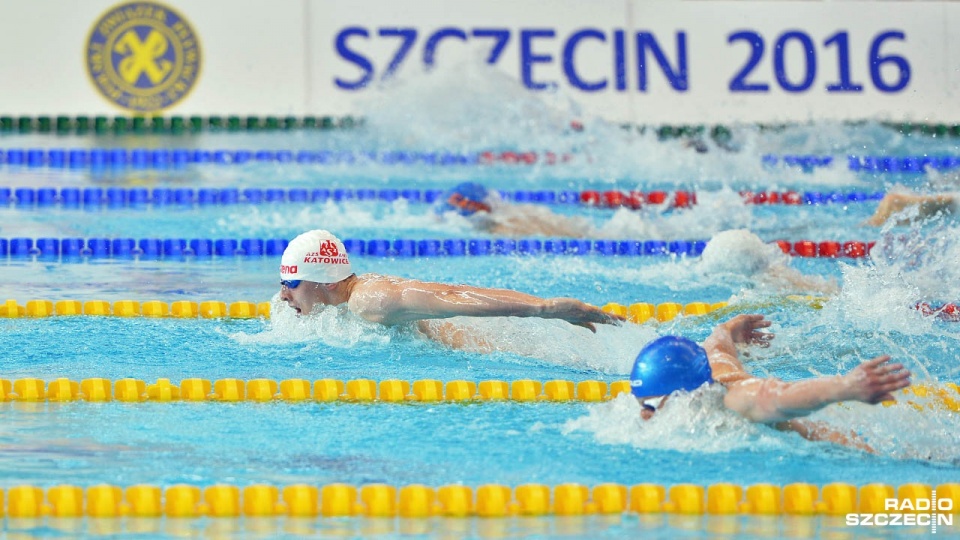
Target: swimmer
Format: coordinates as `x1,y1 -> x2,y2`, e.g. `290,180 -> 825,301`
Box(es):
434,182 -> 593,237
700,229 -> 838,294
631,314 -> 911,452
866,192 -> 958,226
278,229 -> 623,345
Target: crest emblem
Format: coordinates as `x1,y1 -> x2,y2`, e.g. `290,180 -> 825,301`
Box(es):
85,1 -> 201,113
318,240 -> 340,257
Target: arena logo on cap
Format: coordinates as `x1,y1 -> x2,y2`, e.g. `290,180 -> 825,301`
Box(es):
85,1 -> 201,113
304,240 -> 348,264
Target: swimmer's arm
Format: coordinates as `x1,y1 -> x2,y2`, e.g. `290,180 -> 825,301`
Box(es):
703,314 -> 773,380
354,281 -> 622,331
866,193 -> 956,226
775,419 -> 875,453
723,356 -> 911,423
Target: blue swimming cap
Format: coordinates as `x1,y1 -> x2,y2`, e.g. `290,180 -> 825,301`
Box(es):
630,336 -> 714,399
435,182 -> 492,216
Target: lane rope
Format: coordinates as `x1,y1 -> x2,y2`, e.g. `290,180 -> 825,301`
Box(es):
0,237 -> 880,259
0,481 -> 953,518
4,297 -> 954,322
0,186 -> 882,208
0,377 -> 953,409
0,148 -> 571,168
764,153 -> 960,173
2,114 -> 958,139
0,299 -> 732,322
0,114 -> 360,134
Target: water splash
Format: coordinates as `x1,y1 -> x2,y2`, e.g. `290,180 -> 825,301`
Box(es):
230,295 -> 394,348
565,388 -> 960,462
359,61 -> 578,153
349,57 -> 882,188
700,229 -> 837,295
595,187 -> 759,240
418,316 -> 658,374
563,390 -> 793,454
216,200 -> 445,237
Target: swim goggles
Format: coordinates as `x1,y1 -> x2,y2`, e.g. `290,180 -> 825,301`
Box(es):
448,193 -> 492,214
640,396 -> 663,412
280,279 -> 302,289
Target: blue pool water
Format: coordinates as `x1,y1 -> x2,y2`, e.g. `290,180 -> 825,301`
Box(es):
1,82 -> 960,537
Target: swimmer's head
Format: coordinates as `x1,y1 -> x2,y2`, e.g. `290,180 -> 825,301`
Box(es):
435,182 -> 492,216
630,336 -> 714,401
280,229 -> 352,284
700,229 -> 787,275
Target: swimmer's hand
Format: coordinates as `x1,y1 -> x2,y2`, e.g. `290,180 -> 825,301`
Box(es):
544,298 -> 625,333
843,355 -> 912,404
723,314 -> 774,347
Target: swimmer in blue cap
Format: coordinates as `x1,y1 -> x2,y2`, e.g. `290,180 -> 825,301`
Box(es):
433,182 -> 592,237
434,182 -> 494,217
630,335 -> 714,411
632,314 -> 912,452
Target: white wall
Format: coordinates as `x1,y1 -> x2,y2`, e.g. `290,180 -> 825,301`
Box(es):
0,0 -> 957,123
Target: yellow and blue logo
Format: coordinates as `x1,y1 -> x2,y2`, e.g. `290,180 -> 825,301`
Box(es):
85,1 -> 201,113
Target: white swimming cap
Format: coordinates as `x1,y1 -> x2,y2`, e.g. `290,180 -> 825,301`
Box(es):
280,230 -> 352,283
700,229 -> 787,275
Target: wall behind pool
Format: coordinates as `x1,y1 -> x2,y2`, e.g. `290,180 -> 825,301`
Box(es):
1,0 -> 958,124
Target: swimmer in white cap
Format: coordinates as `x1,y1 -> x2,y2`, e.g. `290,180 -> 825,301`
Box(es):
278,230 -> 623,339
700,229 -> 838,294
866,192 -> 958,226
632,313 -> 911,452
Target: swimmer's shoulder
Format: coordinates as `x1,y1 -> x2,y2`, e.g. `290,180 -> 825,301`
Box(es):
348,274 -> 411,309
348,274 -> 394,322
354,273 -> 411,288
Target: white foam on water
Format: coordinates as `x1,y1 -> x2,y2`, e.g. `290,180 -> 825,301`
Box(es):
700,229 -> 838,295
359,60 -> 579,154
813,219 -> 960,338
230,293 -> 659,374
215,199 -> 450,237
348,58 -> 875,187
504,228 -> 836,298
810,399 -> 960,462
417,315 -> 659,374
594,187 -> 761,241
230,295 -> 395,348
563,390 -> 796,454
564,387 -> 960,462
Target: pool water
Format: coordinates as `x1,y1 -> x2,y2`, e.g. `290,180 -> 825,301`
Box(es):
1,79 -> 960,537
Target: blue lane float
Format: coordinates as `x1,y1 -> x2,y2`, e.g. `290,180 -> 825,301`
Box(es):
848,155 -> 960,173
0,148 -> 484,169
763,153 -> 960,173
6,147 -> 959,175
0,186 -> 884,210
0,237 -> 708,261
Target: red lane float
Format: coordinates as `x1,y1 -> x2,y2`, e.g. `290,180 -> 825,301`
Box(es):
842,241 -> 867,258
818,241 -> 841,258
773,240 -> 875,258
625,191 -> 645,209
793,241 -> 818,257
645,191 -> 667,205
742,191 -> 804,205
580,190 -> 601,205
916,302 -> 960,322
479,151 -> 573,165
